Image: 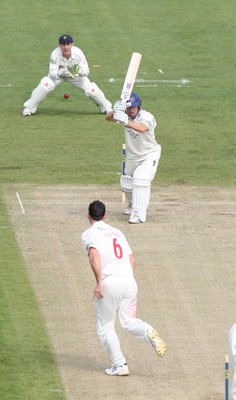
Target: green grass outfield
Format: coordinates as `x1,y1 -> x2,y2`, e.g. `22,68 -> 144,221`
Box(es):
0,1 -> 235,399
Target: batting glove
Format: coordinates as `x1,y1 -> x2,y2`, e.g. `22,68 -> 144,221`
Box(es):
113,100 -> 127,112
114,110 -> 129,126
114,100 -> 132,112
57,67 -> 73,78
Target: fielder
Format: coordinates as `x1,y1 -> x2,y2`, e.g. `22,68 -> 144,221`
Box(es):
106,92 -> 161,224
81,200 -> 166,376
23,34 -> 112,116
229,324 -> 236,400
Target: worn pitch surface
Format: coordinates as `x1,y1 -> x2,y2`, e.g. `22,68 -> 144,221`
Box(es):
4,184 -> 236,400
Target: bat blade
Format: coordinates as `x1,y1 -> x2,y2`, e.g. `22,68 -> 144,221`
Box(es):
122,143 -> 126,204
120,52 -> 142,101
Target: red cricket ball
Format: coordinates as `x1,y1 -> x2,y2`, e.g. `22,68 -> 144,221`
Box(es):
64,93 -> 70,99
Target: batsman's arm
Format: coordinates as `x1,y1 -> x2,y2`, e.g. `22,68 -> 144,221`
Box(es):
106,111 -> 149,133
105,110 -> 115,121
125,119 -> 149,133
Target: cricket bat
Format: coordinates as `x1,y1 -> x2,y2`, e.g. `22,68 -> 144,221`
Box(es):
120,52 -> 142,204
120,52 -> 142,101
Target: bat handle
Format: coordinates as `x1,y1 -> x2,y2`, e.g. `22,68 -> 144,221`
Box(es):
122,143 -> 126,175
225,354 -> 229,400
122,192 -> 126,204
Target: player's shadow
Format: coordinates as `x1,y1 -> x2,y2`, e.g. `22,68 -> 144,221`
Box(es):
58,353 -> 104,371
36,350 -> 105,372
38,108 -> 103,116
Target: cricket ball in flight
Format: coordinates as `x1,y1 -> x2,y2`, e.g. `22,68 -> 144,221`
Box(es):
64,93 -> 69,99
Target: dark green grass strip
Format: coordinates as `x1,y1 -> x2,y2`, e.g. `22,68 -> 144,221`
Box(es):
0,193 -> 65,400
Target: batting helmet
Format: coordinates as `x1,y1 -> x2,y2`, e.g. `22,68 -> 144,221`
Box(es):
128,92 -> 142,107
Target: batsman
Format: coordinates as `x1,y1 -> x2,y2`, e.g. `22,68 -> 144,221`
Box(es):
106,92 -> 161,224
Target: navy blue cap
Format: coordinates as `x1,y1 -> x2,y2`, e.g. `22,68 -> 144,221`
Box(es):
59,34 -> 73,44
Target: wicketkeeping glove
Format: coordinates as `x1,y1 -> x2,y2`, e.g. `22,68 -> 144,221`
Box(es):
57,67 -> 73,78
72,64 -> 80,78
114,110 -> 129,126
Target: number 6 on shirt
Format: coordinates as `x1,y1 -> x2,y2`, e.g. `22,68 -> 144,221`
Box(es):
113,238 -> 123,259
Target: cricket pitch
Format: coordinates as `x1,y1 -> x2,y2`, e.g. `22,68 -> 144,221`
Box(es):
3,184 -> 236,400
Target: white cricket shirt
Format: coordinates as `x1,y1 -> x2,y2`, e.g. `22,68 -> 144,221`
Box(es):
48,46 -> 89,80
125,109 -> 161,162
81,220 -> 134,278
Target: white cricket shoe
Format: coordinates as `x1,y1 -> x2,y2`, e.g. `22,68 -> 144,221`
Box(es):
123,204 -> 132,215
105,363 -> 129,376
129,215 -> 142,224
23,108 -> 33,116
147,329 -> 166,357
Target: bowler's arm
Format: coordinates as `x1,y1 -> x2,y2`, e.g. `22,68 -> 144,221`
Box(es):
88,247 -> 104,299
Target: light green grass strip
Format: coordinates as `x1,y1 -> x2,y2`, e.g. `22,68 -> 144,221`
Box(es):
1,1 -> 236,187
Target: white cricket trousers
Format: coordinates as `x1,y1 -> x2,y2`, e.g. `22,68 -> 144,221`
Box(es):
95,275 -> 154,366
229,324 -> 236,400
